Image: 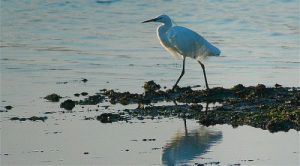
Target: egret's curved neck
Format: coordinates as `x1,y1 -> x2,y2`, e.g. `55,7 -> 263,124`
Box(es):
158,21 -> 172,36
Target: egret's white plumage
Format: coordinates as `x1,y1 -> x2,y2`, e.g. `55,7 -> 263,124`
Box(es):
142,14 -> 221,89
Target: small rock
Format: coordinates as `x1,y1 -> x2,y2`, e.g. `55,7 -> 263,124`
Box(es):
60,99 -> 75,110
10,116 -> 47,122
100,89 -> 107,92
144,80 -> 161,92
83,116 -> 94,120
210,161 -> 220,165
256,84 -> 266,89
83,152 -> 89,155
74,93 -> 80,97
56,81 -> 68,84
192,85 -> 201,88
5,105 -> 13,110
19,118 -> 27,121
77,94 -> 104,105
137,116 -> 144,120
44,94 -> 62,102
102,105 -> 109,109
28,116 -> 48,122
232,84 -> 245,91
44,111 -> 55,114
275,83 -> 282,88
10,117 -> 20,121
254,84 -> 267,97
82,78 -> 88,83
96,113 -> 121,123
81,92 -> 88,96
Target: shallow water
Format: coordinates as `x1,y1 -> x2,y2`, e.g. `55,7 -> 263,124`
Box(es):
1,118 -> 299,165
1,0 -> 300,165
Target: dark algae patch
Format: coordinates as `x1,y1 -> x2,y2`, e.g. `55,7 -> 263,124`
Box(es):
95,81 -> 299,132
76,93 -> 104,105
49,81 -> 299,132
197,107 -> 299,132
10,116 -> 47,122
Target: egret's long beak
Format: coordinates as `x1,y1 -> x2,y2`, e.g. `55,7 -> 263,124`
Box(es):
142,18 -> 157,23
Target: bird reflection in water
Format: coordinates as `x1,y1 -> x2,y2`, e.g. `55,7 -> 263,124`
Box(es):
162,103 -> 222,166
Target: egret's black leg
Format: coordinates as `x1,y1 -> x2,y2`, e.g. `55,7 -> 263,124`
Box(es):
173,56 -> 186,90
197,61 -> 209,90
183,118 -> 187,135
172,100 -> 178,106
205,101 -> 209,115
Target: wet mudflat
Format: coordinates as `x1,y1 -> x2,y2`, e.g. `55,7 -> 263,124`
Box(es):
2,81 -> 300,166
3,78 -> 299,165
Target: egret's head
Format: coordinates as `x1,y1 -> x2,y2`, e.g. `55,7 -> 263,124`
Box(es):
142,14 -> 172,24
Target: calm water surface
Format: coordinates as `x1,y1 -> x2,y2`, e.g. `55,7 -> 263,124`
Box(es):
1,0 -> 299,165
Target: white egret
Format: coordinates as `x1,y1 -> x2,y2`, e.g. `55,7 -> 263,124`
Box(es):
142,14 -> 221,90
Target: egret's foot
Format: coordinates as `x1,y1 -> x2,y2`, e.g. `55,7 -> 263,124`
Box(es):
172,85 -> 179,91
172,100 -> 178,106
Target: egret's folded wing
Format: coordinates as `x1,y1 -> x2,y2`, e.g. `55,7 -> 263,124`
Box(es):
167,26 -> 221,58
167,26 -> 193,56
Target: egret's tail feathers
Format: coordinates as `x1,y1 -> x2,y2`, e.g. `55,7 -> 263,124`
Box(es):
209,44 -> 221,56
214,48 -> 221,56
